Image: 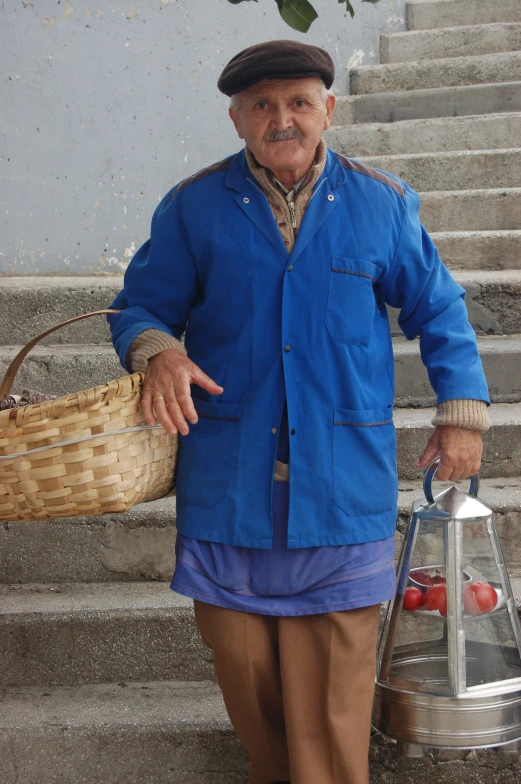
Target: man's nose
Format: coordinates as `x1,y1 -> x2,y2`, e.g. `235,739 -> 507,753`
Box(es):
270,104 -> 293,129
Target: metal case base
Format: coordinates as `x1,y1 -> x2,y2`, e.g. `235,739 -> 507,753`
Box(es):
373,641 -> 521,750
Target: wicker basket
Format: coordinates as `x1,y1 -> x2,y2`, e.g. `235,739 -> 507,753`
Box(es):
0,310 -> 178,522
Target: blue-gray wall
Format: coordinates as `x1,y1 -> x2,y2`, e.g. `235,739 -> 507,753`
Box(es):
1,0 -> 405,274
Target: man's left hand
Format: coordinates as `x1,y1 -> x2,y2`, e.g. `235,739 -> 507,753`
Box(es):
416,426 -> 483,481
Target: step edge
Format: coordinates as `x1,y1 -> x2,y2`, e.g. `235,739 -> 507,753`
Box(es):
328,111 -> 521,131
430,229 -> 521,237
351,80 -> 521,102
383,21 -> 521,40
360,147 -> 521,161
352,49 -> 521,74
0,585 -> 192,618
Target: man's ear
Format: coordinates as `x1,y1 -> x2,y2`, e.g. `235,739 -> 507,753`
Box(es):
323,93 -> 336,131
229,107 -> 244,140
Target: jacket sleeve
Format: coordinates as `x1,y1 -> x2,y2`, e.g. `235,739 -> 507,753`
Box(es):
378,184 -> 490,407
107,190 -> 198,372
126,329 -> 187,372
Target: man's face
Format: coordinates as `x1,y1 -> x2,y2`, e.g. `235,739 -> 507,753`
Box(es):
229,77 -> 335,177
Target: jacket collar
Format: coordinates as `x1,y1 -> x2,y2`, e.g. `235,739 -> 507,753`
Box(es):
225,148 -> 250,193
225,147 -> 346,262
225,145 -> 346,193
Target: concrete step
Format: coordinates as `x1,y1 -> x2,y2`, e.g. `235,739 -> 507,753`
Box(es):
396,402 -> 521,479
350,51 -> 521,96
0,276 -> 122,346
0,343 -> 123,398
388,270 -> 521,336
453,269 -> 521,335
326,112 -> 521,157
432,230 -> 521,271
4,265 -> 520,363
1,460 -> 521,687
394,334 -> 521,407
0,584 -> 212,687
2,404 -> 521,586
0,323 -> 518,428
2,310 -> 520,404
360,148 -> 521,192
334,82 -> 521,125
0,497 -> 178,585
381,22 -> 521,64
4,269 -> 521,350
2,680 -> 521,784
419,188 -> 521,233
0,344 -> 123,398
0,680 -> 249,784
2,472 -> 521,587
406,0 -> 521,32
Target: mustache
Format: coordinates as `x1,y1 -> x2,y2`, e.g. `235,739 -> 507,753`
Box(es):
265,128 -> 302,142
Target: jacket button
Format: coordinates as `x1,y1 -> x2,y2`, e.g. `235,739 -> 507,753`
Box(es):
284,345 -> 291,352
271,427 -> 277,434
287,265 -> 294,271
291,428 -> 296,436
327,194 -> 334,201
243,197 -> 250,204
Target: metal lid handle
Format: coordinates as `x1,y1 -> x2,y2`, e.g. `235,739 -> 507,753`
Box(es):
423,457 -> 480,504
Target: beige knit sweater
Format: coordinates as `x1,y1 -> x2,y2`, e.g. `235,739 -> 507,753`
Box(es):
127,140 -> 489,433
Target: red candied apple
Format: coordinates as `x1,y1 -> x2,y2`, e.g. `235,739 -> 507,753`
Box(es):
403,587 -> 424,612
424,584 -> 447,617
464,582 -> 498,615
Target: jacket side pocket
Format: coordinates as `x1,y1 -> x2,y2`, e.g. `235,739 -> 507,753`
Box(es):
175,399 -> 242,509
333,406 -> 397,516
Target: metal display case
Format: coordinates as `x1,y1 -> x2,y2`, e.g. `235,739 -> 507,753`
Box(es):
373,459 -> 521,756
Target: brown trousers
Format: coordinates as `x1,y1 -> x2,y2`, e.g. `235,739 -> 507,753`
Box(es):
193,600 -> 381,784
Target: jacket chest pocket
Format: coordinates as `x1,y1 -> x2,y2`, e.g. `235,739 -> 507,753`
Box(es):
175,399 -> 242,508
325,257 -> 379,346
333,407 -> 397,516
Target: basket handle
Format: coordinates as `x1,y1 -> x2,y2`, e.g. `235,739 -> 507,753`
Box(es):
0,309 -> 121,399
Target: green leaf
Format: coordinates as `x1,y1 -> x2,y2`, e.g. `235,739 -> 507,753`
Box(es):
338,0 -> 355,19
277,0 -> 319,33
227,0 -> 257,4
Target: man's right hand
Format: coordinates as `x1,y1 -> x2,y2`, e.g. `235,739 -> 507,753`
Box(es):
141,349 -> 223,436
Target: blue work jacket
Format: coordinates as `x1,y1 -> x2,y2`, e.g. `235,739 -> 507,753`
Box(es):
109,147 -> 489,549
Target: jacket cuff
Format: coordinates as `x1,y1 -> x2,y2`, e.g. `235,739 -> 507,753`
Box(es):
432,399 -> 490,432
126,329 -> 186,372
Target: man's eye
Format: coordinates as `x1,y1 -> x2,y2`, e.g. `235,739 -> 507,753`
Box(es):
256,102 -> 268,110
295,99 -> 307,107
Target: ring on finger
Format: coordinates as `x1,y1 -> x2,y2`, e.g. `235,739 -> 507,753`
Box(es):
153,396 -> 165,402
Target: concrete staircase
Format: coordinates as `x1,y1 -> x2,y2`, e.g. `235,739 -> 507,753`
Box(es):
1,1 -> 521,781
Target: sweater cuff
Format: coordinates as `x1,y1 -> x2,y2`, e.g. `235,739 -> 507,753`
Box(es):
126,329 -> 186,373
432,399 -> 490,432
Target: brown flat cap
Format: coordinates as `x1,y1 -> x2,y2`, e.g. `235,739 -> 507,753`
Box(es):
218,39 -> 334,97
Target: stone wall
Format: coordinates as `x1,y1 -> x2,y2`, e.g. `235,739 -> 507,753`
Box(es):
0,0 -> 405,274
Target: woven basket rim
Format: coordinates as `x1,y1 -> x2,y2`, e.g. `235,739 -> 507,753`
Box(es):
0,371 -> 144,431
0,310 -> 178,520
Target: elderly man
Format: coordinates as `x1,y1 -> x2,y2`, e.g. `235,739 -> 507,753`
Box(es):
109,41 -> 489,784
